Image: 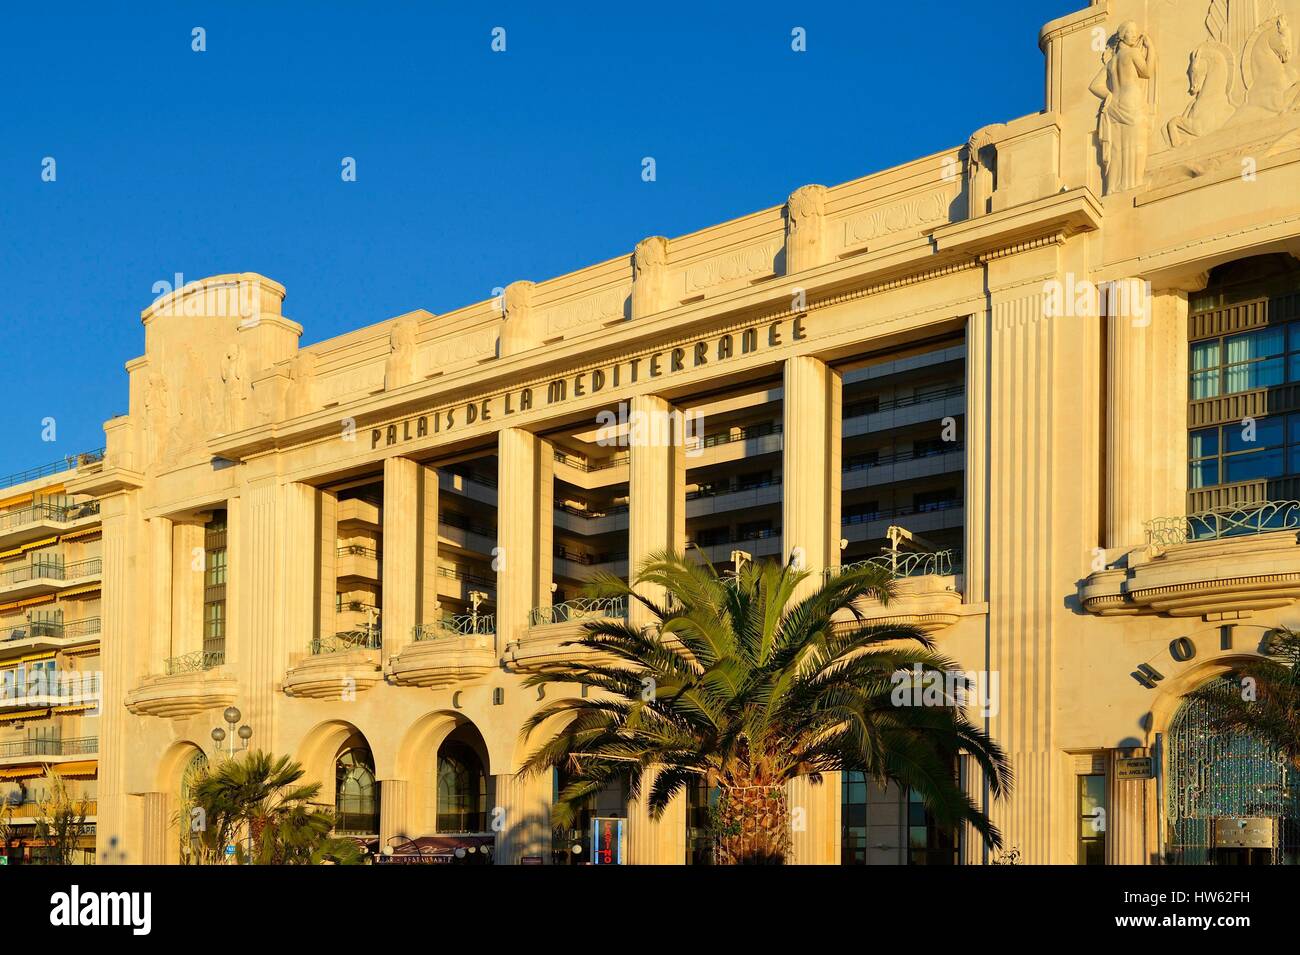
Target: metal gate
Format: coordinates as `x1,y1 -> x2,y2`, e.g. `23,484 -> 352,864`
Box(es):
1167,677 -> 1300,864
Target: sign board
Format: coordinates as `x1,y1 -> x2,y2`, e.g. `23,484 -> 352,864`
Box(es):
520,855 -> 544,866
1115,757 -> 1153,780
1213,816 -> 1276,849
591,817 -> 626,865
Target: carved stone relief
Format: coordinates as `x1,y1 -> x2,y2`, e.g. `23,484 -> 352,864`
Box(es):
1090,21 -> 1159,195
385,316 -> 419,390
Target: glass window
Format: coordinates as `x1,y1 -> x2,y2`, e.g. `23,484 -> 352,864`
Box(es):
841,771 -> 869,865
335,747 -> 380,836
1189,460 -> 1219,490
906,788 -> 958,865
1226,448 -> 1285,483
1189,428 -> 1219,458
1226,416 -> 1284,452
436,740 -> 487,833
1077,773 -> 1106,865
1226,357 -> 1284,393
1226,327 -> 1285,363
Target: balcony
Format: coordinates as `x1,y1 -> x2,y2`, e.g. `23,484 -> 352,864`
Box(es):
0,616 -> 101,660
388,616 -> 497,688
1081,502 -> 1300,619
0,671 -> 102,712
0,557 -> 101,601
284,629 -> 383,698
0,735 -> 99,765
829,551 -> 962,635
0,499 -> 101,550
0,449 -> 104,494
126,648 -> 237,719
336,545 -> 381,583
505,597 -> 628,671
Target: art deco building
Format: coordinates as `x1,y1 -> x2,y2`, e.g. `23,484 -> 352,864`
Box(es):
60,0 -> 1300,864
0,453 -> 105,864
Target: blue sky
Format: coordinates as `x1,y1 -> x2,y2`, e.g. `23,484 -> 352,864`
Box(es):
0,0 -> 1077,478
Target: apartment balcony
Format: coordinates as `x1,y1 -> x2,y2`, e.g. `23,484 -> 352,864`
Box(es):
336,545 -> 381,583
0,671 -> 101,713
841,446 -> 965,492
0,499 -> 101,551
436,565 -> 497,604
284,629 -> 383,699
0,616 -> 100,661
842,386 -> 965,439
125,649 -> 238,719
387,616 -> 496,688
1081,502 -> 1300,619
0,557 -> 101,602
336,497 -> 381,529
829,551 -> 962,635
0,735 -> 99,769
504,597 -> 628,671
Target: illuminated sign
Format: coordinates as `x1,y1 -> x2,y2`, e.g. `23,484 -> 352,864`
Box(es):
591,817 -> 626,865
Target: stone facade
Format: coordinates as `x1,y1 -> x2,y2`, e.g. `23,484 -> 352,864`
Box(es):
52,0 -> 1300,864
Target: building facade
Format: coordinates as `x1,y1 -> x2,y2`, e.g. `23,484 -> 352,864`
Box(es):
0,454 -> 104,864
59,0 -> 1300,864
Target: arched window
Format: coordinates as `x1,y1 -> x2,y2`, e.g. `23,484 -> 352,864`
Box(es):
436,741 -> 487,833
335,747 -> 380,836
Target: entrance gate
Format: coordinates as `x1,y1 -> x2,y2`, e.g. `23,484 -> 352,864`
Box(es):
1167,677 -> 1300,864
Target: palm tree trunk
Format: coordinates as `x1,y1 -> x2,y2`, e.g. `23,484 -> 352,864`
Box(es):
715,784 -> 790,864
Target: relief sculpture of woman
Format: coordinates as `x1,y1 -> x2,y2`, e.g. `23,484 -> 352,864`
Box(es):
1090,22 -> 1158,195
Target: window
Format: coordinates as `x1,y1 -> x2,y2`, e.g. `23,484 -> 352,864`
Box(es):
203,512 -> 227,660
436,740 -> 487,833
1077,773 -> 1107,865
1190,323 -> 1300,400
686,778 -> 718,865
1187,414 -> 1300,490
335,746 -> 380,836
841,771 -> 870,865
906,788 -> 958,865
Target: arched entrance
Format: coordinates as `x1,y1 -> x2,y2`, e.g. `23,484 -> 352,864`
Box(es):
1167,676 -> 1300,864
436,729 -> 489,833
178,750 -> 209,865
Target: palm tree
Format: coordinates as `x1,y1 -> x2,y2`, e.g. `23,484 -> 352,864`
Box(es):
189,750 -> 362,865
1187,628 -> 1300,769
33,767 -> 92,865
519,551 -> 1012,864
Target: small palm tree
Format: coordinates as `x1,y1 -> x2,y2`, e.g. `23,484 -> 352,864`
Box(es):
33,767 -> 92,865
190,750 -> 362,865
1188,628 -> 1300,769
520,551 -> 1012,864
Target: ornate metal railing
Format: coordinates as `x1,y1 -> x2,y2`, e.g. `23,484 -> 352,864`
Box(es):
337,544 -> 380,560
529,597 -> 628,627
824,549 -> 955,581
413,614 -> 496,641
310,629 -> 382,655
164,649 -> 226,675
1145,501 -> 1300,547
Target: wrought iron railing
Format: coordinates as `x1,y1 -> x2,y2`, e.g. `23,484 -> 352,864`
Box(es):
3,617 -> 102,642
164,649 -> 226,675
554,450 -> 631,472
529,597 -> 628,627
337,545 -> 380,560
413,614 -> 496,641
0,499 -> 100,533
843,384 -> 965,419
824,549 -> 955,581
0,449 -> 105,493
0,735 -> 98,758
1145,501 -> 1300,547
437,566 -> 496,590
311,629 -> 382,655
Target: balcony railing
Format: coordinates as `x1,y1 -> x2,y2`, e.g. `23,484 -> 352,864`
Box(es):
0,736 -> 99,759
825,549 -> 955,581
310,629 -> 382,655
844,384 -> 965,419
164,649 -> 226,675
842,499 -> 963,526
529,597 -> 628,627
0,500 -> 100,534
0,671 -> 101,705
1145,501 -> 1300,547
554,450 -> 631,472
2,617 -> 102,643
337,545 -> 380,560
413,614 -> 496,641
438,566 -> 496,590
0,449 -> 105,494
0,557 -> 101,588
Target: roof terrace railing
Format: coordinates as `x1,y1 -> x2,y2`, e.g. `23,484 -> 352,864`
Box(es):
0,449 -> 106,494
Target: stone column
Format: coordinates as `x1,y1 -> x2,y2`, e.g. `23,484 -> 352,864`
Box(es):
379,778 -> 411,850
627,394 -> 686,620
148,516 -> 172,669
497,429 -> 554,646
1106,748 -> 1157,865
171,521 -> 205,658
1104,280 -> 1188,548
964,312 -> 989,604
419,464 -> 440,627
140,791 -> 170,865
283,482 -> 319,663
626,769 -> 687,865
317,489 -> 338,640
494,771 -> 553,864
787,776 -> 841,866
382,457 -> 419,662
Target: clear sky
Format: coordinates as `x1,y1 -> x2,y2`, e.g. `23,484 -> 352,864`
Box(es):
0,0 -> 1078,478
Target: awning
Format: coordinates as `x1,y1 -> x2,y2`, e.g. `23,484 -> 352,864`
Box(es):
59,528 -> 101,543
0,594 -> 55,614
0,760 -> 97,780
376,834 -> 496,864
58,584 -> 100,599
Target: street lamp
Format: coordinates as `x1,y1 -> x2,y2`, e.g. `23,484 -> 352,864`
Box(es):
211,706 -> 252,757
